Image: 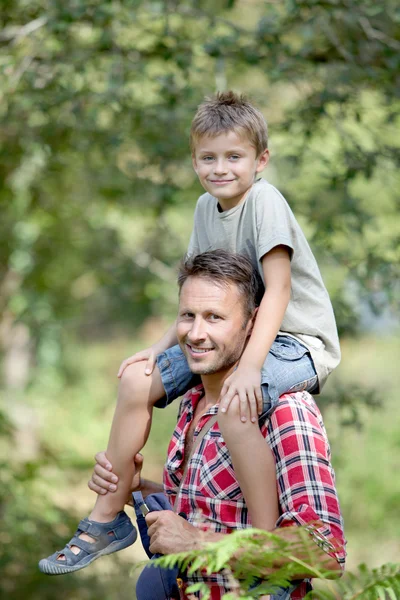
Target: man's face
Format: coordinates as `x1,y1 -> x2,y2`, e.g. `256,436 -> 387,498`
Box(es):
176,276 -> 253,376
192,130 -> 269,211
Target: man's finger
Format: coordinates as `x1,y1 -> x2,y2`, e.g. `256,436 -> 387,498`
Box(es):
95,451 -> 111,470
88,479 -> 107,495
92,472 -> 117,491
93,464 -> 118,483
145,511 -> 161,527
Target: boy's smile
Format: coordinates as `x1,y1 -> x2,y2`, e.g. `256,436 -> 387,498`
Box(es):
192,130 -> 269,211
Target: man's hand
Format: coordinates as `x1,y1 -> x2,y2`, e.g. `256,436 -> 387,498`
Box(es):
219,364 -> 263,423
145,511 -> 200,555
88,451 -> 143,503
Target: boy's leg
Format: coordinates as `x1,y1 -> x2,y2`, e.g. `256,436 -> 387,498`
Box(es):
89,361 -> 165,522
39,345 -> 197,574
218,398 -> 279,531
259,335 -> 318,418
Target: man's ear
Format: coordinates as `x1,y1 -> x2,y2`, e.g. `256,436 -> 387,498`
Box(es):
245,307 -> 258,337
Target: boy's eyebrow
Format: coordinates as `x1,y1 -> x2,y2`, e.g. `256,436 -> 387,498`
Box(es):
197,147 -> 245,154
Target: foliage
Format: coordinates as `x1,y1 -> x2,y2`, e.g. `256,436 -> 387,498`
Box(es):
1,0 -> 399,374
154,527 -> 400,599
1,2 -> 399,598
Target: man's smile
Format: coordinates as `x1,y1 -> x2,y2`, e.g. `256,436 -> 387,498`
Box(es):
186,343 -> 215,356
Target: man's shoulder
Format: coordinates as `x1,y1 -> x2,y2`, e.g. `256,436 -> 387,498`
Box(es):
268,391 -> 324,429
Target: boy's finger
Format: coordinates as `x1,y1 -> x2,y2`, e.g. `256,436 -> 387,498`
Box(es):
117,360 -> 130,378
238,391 -> 249,422
248,393 -> 257,423
255,388 -> 263,415
219,389 -> 235,413
144,355 -> 155,375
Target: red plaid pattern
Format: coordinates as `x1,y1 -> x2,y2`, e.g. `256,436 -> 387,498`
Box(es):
163,385 -> 346,599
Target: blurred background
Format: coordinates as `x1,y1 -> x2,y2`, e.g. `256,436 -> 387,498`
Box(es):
1,1 -> 399,598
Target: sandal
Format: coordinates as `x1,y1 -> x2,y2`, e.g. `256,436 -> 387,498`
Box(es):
39,511 -> 137,575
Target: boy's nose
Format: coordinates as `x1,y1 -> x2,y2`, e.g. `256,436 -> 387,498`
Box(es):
213,160 -> 228,175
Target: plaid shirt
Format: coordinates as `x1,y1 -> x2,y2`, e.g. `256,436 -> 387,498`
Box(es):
163,385 -> 346,599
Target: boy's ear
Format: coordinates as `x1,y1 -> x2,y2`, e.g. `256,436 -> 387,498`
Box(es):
192,154 -> 199,174
256,149 -> 270,173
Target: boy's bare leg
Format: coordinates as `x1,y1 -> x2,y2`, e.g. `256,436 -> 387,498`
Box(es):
218,397 -> 279,531
67,362 -> 165,554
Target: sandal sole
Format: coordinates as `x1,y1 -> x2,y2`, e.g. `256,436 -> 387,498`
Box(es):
38,527 -> 137,575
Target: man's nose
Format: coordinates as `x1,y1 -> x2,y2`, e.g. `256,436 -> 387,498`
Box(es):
187,318 -> 207,342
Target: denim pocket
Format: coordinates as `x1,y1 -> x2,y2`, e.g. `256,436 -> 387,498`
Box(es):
269,336 -> 309,361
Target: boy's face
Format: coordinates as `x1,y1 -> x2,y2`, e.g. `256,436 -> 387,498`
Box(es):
192,130 -> 269,210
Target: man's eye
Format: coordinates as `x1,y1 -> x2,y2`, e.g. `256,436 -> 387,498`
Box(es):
209,314 -> 221,321
181,312 -> 194,319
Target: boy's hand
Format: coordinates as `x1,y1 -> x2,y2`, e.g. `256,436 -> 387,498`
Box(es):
88,451 -> 144,503
219,365 -> 263,423
117,344 -> 161,378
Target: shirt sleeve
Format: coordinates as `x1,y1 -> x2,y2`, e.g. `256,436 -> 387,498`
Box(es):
263,393 -> 346,567
255,185 -> 296,261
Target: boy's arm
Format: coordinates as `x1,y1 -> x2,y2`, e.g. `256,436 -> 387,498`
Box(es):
117,321 -> 178,378
220,245 -> 291,421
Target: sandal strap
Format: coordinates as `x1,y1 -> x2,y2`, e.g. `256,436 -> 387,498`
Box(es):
76,518 -> 104,538
57,545 -> 87,566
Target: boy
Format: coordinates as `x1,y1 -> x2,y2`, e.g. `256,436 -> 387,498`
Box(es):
39,92 -> 340,574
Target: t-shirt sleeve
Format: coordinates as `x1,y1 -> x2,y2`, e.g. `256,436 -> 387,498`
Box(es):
263,394 -> 346,567
255,186 -> 296,261
187,197 -> 203,257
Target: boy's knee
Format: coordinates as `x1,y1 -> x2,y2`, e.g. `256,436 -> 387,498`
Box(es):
118,363 -> 149,405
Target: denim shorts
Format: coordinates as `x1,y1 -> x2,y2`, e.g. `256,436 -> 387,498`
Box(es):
155,335 -> 318,416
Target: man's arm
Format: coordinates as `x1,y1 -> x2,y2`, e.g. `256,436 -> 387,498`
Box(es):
88,451 -> 164,503
145,511 -> 341,578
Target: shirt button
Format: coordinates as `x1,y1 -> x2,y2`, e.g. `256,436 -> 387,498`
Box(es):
176,450 -> 183,460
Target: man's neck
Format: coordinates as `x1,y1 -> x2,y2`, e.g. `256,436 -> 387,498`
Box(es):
199,364 -> 237,407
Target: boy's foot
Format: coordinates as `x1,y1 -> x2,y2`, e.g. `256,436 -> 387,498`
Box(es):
38,511 -> 137,575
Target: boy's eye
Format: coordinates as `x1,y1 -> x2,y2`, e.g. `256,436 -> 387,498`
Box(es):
229,154 -> 240,160
202,156 -> 214,162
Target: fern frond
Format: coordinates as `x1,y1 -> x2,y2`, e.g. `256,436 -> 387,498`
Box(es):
338,562 -> 400,599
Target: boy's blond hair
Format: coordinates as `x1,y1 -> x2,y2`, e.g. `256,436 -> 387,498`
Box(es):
190,91 -> 268,156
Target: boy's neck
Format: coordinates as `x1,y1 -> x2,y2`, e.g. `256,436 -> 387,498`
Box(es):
216,180 -> 258,212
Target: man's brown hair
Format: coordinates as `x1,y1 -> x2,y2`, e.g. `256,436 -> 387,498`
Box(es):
177,249 -> 263,322
190,91 -> 268,156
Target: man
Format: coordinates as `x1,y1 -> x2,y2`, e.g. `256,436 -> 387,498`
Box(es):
89,250 -> 346,599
